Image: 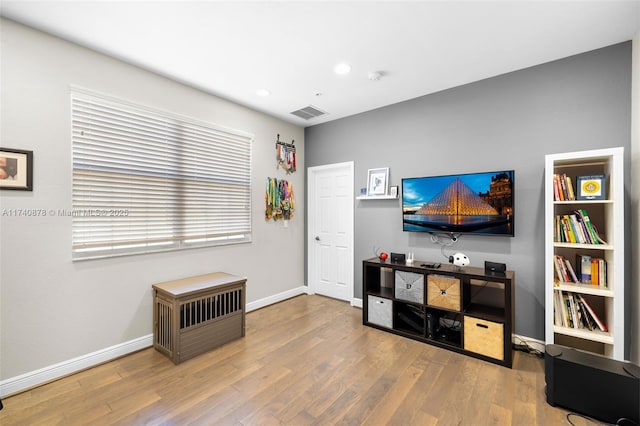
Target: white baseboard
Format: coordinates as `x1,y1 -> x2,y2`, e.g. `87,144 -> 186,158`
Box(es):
0,334 -> 152,398
246,285 -> 310,312
0,285 -> 309,398
351,297 -> 362,308
512,334 -> 545,353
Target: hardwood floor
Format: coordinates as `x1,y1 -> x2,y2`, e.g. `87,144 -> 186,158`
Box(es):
0,295 -> 583,425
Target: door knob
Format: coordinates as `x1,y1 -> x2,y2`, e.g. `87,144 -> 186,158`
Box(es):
315,236 -> 320,241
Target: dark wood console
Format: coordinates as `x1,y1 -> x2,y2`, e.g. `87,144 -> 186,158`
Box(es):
363,258 -> 515,367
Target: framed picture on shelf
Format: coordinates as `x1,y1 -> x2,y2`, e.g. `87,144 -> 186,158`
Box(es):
367,167 -> 388,196
390,186 -> 398,198
0,148 -> 33,191
576,174 -> 605,200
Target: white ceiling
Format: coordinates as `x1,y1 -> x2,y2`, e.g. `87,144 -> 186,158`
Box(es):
2,1 -> 639,127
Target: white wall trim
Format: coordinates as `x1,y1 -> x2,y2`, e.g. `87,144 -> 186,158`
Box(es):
0,286 -> 310,398
351,297 -> 363,308
246,286 -> 310,312
513,334 -> 545,353
0,334 -> 152,398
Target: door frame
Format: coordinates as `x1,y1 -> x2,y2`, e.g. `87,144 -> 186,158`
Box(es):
307,161 -> 355,304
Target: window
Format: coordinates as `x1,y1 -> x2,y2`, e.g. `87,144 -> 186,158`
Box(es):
71,88 -> 252,260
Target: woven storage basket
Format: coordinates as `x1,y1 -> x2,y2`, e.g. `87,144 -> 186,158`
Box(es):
427,275 -> 461,311
464,316 -> 504,360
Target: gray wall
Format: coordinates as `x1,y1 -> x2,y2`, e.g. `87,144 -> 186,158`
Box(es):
305,42 -> 632,341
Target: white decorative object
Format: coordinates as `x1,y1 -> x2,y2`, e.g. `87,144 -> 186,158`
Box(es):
448,252 -> 470,267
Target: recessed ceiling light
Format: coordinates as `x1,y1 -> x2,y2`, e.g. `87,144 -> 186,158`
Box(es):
334,63 -> 351,75
256,89 -> 271,97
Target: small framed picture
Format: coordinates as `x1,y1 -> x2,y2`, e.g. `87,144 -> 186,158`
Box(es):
367,167 -> 388,196
390,186 -> 398,198
576,174 -> 605,200
0,148 -> 33,191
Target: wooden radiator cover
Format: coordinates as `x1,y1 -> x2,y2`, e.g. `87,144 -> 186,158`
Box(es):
153,272 -> 246,364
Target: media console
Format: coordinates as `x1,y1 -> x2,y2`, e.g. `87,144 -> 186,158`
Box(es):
363,258 -> 515,367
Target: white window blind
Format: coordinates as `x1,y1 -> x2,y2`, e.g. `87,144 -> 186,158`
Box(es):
71,89 -> 252,260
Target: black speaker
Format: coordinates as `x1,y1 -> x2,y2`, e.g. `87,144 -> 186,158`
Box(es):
484,261 -> 506,273
390,252 -> 406,263
545,344 -> 640,425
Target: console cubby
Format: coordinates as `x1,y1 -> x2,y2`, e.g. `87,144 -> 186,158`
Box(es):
394,302 -> 426,336
363,258 -> 515,367
429,308 -> 463,347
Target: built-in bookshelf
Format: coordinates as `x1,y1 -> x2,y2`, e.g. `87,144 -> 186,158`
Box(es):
544,147 -> 625,360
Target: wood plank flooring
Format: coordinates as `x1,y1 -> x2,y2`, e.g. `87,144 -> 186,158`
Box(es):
0,295 -> 588,425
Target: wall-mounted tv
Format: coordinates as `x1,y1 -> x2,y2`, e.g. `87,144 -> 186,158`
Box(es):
402,170 -> 514,236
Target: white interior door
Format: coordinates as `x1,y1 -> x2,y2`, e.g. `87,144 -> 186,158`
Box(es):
308,162 -> 354,302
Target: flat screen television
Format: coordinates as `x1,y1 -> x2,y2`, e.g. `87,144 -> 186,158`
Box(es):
402,170 -> 514,236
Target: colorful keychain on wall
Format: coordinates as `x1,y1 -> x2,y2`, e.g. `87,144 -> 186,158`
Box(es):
265,177 -> 295,222
275,134 -> 296,174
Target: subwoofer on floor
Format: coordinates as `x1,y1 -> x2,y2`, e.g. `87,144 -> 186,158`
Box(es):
545,344 -> 640,425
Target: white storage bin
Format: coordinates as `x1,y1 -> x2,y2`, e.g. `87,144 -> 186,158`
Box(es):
367,295 -> 392,328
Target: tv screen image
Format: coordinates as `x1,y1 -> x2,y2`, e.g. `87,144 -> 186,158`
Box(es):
402,170 -> 514,236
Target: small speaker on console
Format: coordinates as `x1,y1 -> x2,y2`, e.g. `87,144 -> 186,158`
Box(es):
390,253 -> 406,263
484,261 -> 506,273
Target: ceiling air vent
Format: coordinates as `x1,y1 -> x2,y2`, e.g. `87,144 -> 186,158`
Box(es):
290,105 -> 327,120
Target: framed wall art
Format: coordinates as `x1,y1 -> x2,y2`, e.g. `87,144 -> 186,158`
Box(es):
0,148 -> 33,191
367,167 -> 388,196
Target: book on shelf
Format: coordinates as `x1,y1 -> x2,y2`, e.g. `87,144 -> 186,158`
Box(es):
591,259 -> 599,285
560,175 -> 568,201
566,176 -> 575,200
577,254 -> 592,284
577,294 -> 608,332
564,215 -> 578,243
553,173 -> 576,201
565,257 -> 579,283
553,254 -> 579,284
553,174 -> 562,201
553,291 -> 608,332
576,209 -> 607,245
570,212 -> 589,244
553,255 -> 568,283
553,209 -> 606,245
554,292 -> 565,327
594,258 -> 607,287
568,293 -> 579,329
574,254 -> 607,286
576,298 -> 596,331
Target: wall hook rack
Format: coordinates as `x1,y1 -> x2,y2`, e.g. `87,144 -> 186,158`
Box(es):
275,134 -> 296,174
